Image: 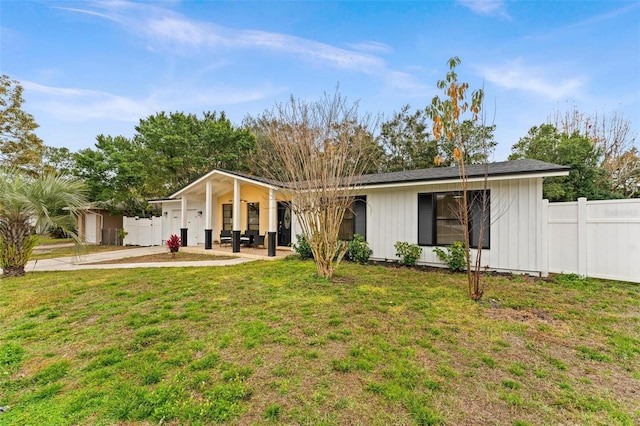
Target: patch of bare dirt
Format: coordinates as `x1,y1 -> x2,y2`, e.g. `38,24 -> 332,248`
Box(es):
484,306 -> 555,323
86,252 -> 235,265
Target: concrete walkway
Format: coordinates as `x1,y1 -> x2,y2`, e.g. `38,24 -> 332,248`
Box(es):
22,246 -> 256,272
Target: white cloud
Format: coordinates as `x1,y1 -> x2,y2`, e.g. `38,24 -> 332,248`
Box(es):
146,17 -> 209,47
524,2 -> 640,42
173,84 -> 285,107
560,2 -> 639,32
60,1 -> 414,82
21,81 -> 153,121
478,60 -> 587,100
345,41 -> 394,54
230,28 -> 385,72
20,80 -> 283,123
385,71 -> 429,93
458,0 -> 511,19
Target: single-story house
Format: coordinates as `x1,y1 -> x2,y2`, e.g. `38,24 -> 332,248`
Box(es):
149,159 -> 569,276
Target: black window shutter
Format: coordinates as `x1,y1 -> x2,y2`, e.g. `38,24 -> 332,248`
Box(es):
418,193 -> 433,245
468,190 -> 490,249
354,196 -> 367,239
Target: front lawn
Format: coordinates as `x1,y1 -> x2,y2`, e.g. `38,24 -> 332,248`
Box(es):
34,236 -> 74,246
1,260 -> 638,425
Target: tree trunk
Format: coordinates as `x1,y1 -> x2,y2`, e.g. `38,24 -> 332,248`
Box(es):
0,218 -> 35,278
2,265 -> 26,278
315,259 -> 332,279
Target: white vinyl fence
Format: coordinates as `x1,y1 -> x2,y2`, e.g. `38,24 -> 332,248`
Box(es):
545,198 -> 640,283
123,216 -> 163,247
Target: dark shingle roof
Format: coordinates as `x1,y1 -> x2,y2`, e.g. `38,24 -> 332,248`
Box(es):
354,159 -> 569,186
171,159 -> 569,197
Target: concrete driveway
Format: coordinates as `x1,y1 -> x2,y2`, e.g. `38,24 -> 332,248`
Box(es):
19,246 -> 255,273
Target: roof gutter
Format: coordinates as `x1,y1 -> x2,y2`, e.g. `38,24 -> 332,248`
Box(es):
356,170 -> 570,191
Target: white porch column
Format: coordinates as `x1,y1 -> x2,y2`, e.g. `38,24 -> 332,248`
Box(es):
232,178 -> 241,252
268,188 -> 277,256
180,196 -> 188,247
205,181 -> 212,229
204,181 -> 213,249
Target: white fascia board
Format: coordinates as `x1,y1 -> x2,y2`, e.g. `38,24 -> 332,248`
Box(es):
148,199 -> 174,205
357,171 -> 570,191
169,169 -> 278,199
214,170 -> 279,190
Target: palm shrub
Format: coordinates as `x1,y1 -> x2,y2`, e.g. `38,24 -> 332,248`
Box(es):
0,168 -> 87,277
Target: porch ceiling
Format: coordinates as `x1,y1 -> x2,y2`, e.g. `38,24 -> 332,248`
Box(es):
170,169 -> 278,201
180,175 -> 235,199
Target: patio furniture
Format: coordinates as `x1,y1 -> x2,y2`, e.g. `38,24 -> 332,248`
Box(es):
241,230 -> 259,247
219,230 -> 232,247
254,234 -> 265,248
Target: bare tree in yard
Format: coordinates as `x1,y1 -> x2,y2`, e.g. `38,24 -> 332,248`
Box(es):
551,107 -> 639,197
253,91 -> 377,279
426,57 -> 488,300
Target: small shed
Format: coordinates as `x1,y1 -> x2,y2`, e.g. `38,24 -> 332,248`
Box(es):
77,207 -> 124,245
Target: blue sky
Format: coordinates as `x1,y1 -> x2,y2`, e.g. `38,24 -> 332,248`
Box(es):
2,0 -> 639,161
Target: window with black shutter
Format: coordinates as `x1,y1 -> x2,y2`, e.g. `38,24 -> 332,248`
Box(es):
418,190 -> 490,249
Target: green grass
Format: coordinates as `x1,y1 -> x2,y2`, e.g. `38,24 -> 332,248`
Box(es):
0,260 -> 638,425
35,236 -> 74,246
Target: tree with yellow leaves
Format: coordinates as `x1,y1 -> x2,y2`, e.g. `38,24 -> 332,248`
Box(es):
426,57 -> 488,300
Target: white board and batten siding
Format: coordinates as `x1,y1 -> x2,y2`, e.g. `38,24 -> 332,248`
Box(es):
169,208 -> 203,246
152,199 -> 206,246
547,198 -> 640,283
363,177 -> 546,276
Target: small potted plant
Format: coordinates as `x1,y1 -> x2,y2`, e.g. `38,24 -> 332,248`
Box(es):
167,234 -> 181,258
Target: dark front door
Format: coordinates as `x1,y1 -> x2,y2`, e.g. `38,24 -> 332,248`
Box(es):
277,202 -> 292,246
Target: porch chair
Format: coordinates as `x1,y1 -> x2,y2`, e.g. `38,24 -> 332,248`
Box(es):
219,230 -> 232,247
242,229 -> 259,247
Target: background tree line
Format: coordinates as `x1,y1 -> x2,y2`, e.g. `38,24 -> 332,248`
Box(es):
71,111 -> 256,216
2,73 -> 639,217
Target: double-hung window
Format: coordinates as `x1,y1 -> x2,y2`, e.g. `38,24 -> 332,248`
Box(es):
247,202 -> 260,231
418,190 -> 490,248
222,204 -> 233,231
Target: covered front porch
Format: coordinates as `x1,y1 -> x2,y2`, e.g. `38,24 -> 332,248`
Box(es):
152,170 -> 293,257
